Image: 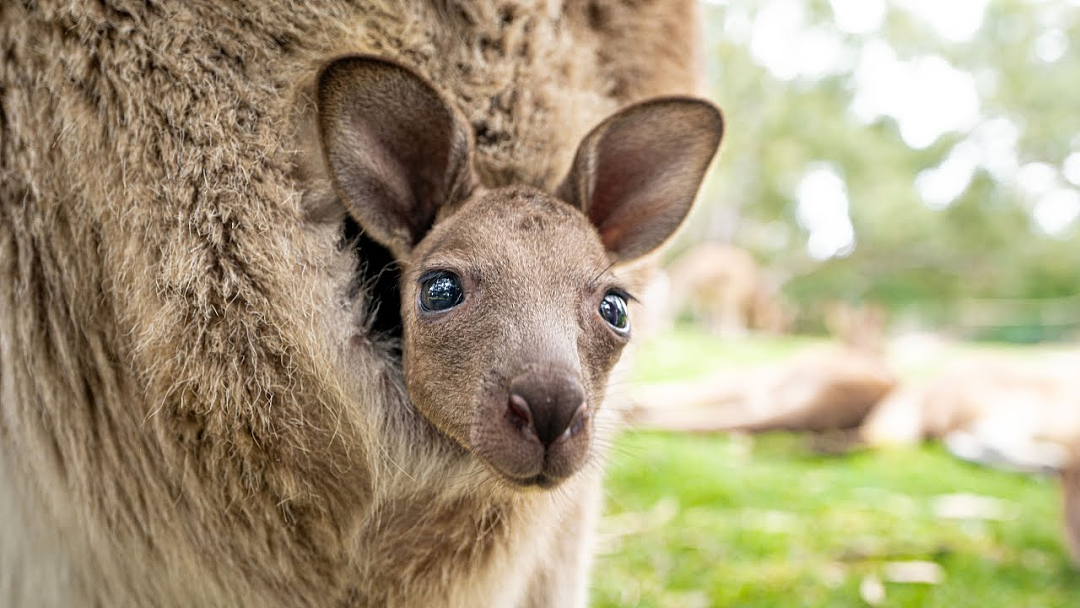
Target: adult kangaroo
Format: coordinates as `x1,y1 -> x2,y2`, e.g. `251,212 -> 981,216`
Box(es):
0,2 -> 715,606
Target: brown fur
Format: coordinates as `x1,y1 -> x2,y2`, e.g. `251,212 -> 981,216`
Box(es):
0,1 -> 709,606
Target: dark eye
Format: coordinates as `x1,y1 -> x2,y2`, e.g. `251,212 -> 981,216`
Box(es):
419,271 -> 464,313
598,291 -> 629,333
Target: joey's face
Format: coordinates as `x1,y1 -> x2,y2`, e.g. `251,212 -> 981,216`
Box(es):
400,187 -> 631,487
315,55 -> 722,491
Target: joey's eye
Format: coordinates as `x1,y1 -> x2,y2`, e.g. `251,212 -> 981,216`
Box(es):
598,291 -> 630,333
419,271 -> 464,313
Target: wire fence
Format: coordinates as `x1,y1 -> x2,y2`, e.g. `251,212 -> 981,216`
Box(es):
900,293 -> 1080,342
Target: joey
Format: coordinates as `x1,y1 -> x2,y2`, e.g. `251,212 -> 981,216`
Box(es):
317,55 -> 723,488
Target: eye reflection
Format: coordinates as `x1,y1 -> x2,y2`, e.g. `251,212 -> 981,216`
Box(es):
419,272 -> 464,313
599,292 -> 629,332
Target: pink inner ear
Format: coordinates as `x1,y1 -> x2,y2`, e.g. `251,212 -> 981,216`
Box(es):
586,126 -> 698,259
590,163 -> 664,252
565,98 -> 721,261
317,56 -> 475,257
355,94 -> 459,246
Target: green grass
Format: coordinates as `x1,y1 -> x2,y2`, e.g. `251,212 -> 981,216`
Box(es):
591,331 -> 1080,607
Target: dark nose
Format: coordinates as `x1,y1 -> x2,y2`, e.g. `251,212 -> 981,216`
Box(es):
507,370 -> 588,446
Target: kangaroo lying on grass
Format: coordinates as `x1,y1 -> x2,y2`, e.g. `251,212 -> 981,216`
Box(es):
861,360 -> 1080,469
315,55 -> 722,602
628,345 -> 895,434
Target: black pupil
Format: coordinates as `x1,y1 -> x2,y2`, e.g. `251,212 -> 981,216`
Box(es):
420,273 -> 463,312
599,293 -> 629,330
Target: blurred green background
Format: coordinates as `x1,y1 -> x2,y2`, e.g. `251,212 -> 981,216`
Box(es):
592,333 -> 1079,607
675,0 -> 1080,343
591,1 -> 1080,605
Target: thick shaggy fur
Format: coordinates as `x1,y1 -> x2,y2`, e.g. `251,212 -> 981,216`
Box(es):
0,1 -> 702,606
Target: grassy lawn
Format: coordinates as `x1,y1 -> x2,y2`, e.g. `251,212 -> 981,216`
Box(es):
592,331 -> 1080,607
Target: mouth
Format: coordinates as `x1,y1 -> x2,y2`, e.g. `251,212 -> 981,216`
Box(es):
477,436 -> 594,490
506,471 -> 565,490
469,437 -> 587,491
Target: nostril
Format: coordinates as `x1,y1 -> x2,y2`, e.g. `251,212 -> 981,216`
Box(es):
557,403 -> 590,444
508,394 -> 530,422
506,393 -> 537,439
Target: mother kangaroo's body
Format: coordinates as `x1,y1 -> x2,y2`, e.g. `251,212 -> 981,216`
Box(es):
0,1 -> 706,606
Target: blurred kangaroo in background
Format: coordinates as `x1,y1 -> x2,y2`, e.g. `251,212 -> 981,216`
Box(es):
0,1 -> 715,606
861,360 -> 1080,469
1062,466 -> 1080,570
1064,467 -> 1080,567
630,345 -> 895,434
666,242 -> 789,336
629,301 -> 893,435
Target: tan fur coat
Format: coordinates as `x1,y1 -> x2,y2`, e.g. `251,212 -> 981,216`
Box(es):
0,1 -> 702,605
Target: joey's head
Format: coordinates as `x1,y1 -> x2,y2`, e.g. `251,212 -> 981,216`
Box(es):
317,56 -> 723,488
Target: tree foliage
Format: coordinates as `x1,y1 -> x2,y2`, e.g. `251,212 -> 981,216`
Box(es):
688,0 -> 1080,340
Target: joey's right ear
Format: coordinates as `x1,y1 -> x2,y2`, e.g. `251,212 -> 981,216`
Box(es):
316,55 -> 475,259
558,98 -> 723,264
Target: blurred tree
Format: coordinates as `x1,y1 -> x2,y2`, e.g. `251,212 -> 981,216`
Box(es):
687,0 -> 1080,341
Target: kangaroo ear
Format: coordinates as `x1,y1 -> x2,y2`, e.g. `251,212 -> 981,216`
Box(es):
316,56 -> 474,259
558,98 -> 723,263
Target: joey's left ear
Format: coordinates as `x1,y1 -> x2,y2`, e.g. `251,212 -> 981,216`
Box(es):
557,98 -> 723,263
